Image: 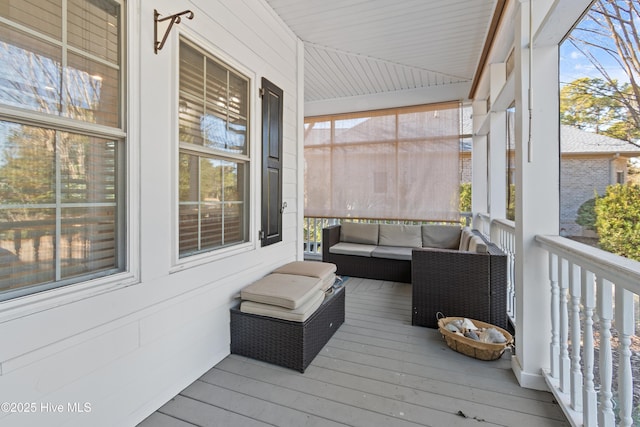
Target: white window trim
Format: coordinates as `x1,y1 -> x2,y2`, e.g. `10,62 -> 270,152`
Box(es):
171,30 -> 258,271
0,0 -> 140,320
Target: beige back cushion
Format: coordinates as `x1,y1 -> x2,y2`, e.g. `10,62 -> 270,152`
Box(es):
378,224 -> 423,247
340,222 -> 379,245
468,236 -> 488,253
421,225 -> 461,249
458,227 -> 474,251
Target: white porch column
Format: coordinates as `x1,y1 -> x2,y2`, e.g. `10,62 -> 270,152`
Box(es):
512,0 -> 559,390
488,109 -> 507,243
471,100 -> 488,218
296,38 -> 305,260
488,63 -> 507,223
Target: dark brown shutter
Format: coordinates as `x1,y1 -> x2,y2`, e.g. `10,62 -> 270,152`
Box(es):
260,78 -> 283,246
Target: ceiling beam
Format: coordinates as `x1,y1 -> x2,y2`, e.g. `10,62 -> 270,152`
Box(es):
468,0 -> 508,100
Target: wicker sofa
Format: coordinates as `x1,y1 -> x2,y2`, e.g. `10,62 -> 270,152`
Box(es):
322,222 -> 508,329
322,222 -> 478,283
411,234 -> 508,329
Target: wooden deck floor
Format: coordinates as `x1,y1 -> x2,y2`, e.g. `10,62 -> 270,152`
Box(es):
139,277 -> 569,427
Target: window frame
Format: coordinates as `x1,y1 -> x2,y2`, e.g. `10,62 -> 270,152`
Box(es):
172,34 -> 256,269
0,0 -> 137,311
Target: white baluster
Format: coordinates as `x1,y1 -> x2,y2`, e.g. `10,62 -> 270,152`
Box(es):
597,278 -> 615,427
559,258 -> 570,392
615,287 -> 634,427
569,262 -> 582,411
549,252 -> 560,378
509,233 -> 516,320
582,270 -> 597,427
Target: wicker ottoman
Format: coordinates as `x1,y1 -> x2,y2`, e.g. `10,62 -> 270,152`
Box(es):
230,285 -> 345,372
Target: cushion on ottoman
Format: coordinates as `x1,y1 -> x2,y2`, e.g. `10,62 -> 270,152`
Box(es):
320,274 -> 336,291
240,290 -> 325,322
272,261 -> 337,291
240,273 -> 323,309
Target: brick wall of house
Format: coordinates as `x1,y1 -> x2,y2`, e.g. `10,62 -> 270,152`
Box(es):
560,157 -> 626,236
462,153 -> 630,236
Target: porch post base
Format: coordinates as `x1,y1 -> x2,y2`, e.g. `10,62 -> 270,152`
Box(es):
511,356 -> 549,391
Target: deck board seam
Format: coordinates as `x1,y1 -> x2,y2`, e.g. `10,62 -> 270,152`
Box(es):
214,358 -> 502,427
221,355 -> 565,426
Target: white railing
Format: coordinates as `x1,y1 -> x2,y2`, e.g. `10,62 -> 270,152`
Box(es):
536,235 -> 639,427
492,219 -> 516,325
473,212 -> 492,237
471,214 -> 516,325
303,217 -> 339,260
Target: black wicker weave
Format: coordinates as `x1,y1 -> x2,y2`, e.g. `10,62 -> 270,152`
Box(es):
411,232 -> 508,329
322,225 -> 412,283
230,286 -> 345,373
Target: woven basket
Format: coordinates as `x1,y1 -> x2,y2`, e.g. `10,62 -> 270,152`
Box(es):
437,316 -> 513,361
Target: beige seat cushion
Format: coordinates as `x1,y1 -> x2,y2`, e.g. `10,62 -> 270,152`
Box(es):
320,273 -> 336,291
272,261 -> 337,290
240,290 -> 325,322
240,273 -> 324,309
329,242 -> 376,257
272,261 -> 336,279
371,246 -> 413,261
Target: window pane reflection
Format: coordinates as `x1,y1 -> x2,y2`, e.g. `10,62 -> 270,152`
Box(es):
0,121 -> 120,294
178,154 -> 248,257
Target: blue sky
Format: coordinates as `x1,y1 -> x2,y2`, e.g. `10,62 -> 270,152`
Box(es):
559,1 -> 637,87
559,42 -> 631,86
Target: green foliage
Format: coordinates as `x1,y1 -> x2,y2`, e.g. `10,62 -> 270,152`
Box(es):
560,77 -> 640,142
459,183 -> 471,212
603,119 -> 640,142
560,77 -> 622,132
507,184 -> 515,221
595,183 -> 640,261
576,198 -> 597,231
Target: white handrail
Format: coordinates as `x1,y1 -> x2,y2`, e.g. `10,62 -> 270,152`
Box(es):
536,235 -> 639,427
491,219 -> 516,324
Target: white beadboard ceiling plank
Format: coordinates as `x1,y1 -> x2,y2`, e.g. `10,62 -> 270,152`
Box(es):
297,5 -> 494,50
282,0 -> 488,34
342,53 -> 375,96
319,49 -> 361,98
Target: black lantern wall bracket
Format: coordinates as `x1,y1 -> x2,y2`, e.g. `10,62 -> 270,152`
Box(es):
154,9 -> 194,54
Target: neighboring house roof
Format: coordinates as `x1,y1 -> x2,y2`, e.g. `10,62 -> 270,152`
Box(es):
561,125 -> 640,156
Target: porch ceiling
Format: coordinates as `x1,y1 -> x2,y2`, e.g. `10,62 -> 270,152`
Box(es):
264,0 -> 500,105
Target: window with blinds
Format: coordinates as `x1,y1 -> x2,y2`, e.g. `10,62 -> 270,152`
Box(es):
0,0 -> 124,300
178,39 -> 250,258
304,103 -> 461,221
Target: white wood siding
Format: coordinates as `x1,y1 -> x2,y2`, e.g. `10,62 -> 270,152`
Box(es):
0,1 -> 302,426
